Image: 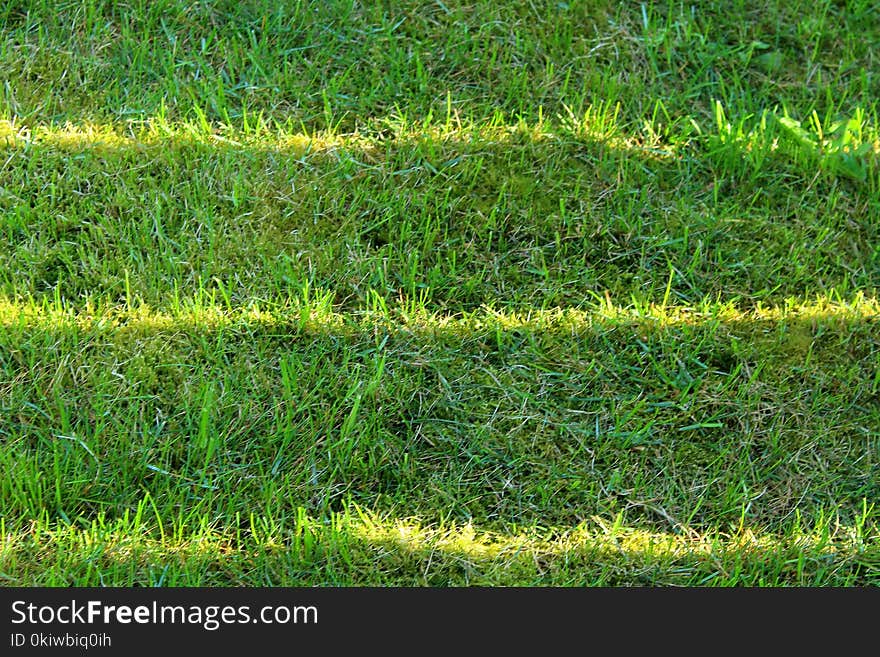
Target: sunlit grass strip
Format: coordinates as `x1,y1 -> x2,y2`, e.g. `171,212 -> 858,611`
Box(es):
0,114 -> 733,162
0,116 -> 353,155
1,293 -> 878,337
349,506 -> 874,563
1,506 -> 875,586
0,111 -> 648,163
3,101 -> 879,166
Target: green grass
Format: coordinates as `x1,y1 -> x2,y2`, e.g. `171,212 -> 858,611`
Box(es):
1,0 -> 878,586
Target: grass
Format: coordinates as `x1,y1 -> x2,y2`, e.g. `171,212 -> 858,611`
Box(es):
0,0 -> 878,586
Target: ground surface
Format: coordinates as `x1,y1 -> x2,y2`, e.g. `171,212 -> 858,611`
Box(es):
1,0 -> 878,585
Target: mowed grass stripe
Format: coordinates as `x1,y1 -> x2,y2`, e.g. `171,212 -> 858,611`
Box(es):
2,297 -> 877,564
2,117 -> 878,313
2,1 -> 878,133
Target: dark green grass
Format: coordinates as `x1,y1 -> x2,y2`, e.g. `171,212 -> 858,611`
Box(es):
1,0 -> 878,585
2,0 -> 879,130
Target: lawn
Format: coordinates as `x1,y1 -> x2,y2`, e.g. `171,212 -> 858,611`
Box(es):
0,0 -> 878,585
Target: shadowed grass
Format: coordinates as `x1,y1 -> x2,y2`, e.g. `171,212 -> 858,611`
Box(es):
2,116 -> 878,315
2,0 -> 878,132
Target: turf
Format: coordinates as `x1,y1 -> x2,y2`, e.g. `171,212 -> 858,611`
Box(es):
0,0 -> 878,586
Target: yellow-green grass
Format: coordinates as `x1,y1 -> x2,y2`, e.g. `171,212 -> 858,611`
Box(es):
1,0 -> 878,586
